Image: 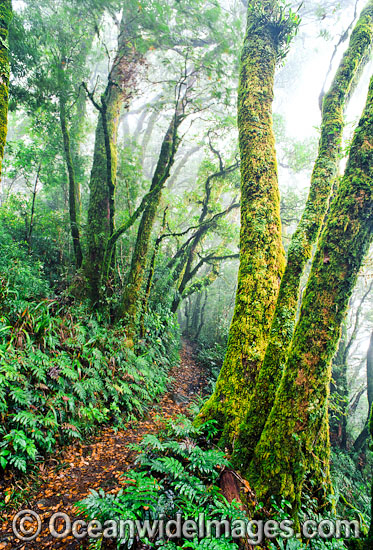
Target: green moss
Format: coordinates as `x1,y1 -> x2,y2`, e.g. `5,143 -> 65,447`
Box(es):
120,111 -> 183,335
84,24 -> 142,303
247,76 -> 373,519
367,408 -> 373,548
198,0 -> 287,443
232,0 -> 373,469
0,1 -> 12,180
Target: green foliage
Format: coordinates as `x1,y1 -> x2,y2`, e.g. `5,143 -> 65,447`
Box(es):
269,540 -> 347,550
266,496 -> 349,550
0,297 -> 180,472
76,416 -> 243,549
330,449 -> 371,534
0,194 -> 70,289
246,0 -> 301,61
0,216 -> 51,301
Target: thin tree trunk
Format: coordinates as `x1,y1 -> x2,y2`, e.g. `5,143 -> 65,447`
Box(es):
354,331 -> 373,452
0,0 -> 12,180
120,106 -> 185,336
191,292 -> 202,339
367,331 -> 373,413
234,1 -> 373,461
329,324 -> 349,449
59,68 -> 83,268
27,165 -> 40,251
195,290 -> 208,340
247,76 -> 373,518
139,208 -> 168,338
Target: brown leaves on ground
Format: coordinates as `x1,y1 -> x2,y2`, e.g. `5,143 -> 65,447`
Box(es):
0,342 -> 207,549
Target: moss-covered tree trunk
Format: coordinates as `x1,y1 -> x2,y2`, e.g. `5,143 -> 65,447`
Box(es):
198,0 -> 286,442
329,325 -> 349,449
233,0 -> 373,463
58,64 -> 83,269
121,108 -> 184,333
84,13 -> 142,303
367,407 -> 373,549
247,76 -> 373,517
0,0 -> 12,180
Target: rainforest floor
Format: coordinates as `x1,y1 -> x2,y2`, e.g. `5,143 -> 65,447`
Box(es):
0,341 -> 208,550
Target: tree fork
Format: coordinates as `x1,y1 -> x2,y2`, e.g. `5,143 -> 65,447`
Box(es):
247,75 -> 373,518
233,0 -> 373,464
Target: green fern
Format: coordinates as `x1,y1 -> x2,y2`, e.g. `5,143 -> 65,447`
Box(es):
182,538 -> 239,549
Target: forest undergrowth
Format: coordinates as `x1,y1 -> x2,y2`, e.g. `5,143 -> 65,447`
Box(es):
0,334 -> 209,549
0,0 -> 372,549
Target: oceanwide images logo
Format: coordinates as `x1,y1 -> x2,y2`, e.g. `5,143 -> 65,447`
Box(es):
12,510 -> 360,545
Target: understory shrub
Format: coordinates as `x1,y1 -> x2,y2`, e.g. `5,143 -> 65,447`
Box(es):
76,416 -> 243,549
76,417 -> 353,550
0,295 -> 180,473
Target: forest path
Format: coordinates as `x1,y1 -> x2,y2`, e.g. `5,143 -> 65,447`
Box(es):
1,341 -> 207,550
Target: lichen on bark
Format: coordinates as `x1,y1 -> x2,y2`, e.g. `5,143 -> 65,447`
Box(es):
198,0 -> 290,442
247,75 -> 373,517
84,11 -> 142,303
233,0 -> 373,466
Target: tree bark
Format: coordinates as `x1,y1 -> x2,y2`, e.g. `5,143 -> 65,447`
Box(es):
59,66 -> 83,269
84,11 -> 142,303
120,106 -> 185,335
233,0 -> 373,461
198,0 -> 286,443
246,75 -> 373,517
0,0 -> 12,180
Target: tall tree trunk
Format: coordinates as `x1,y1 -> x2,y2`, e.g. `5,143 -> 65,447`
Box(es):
59,66 -> 83,269
26,165 -> 40,252
367,407 -> 373,549
246,76 -> 373,517
84,12 -> 142,303
121,107 -> 184,335
139,208 -> 168,338
0,0 -> 12,180
233,0 -> 373,461
329,324 -> 349,449
198,0 -> 286,443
